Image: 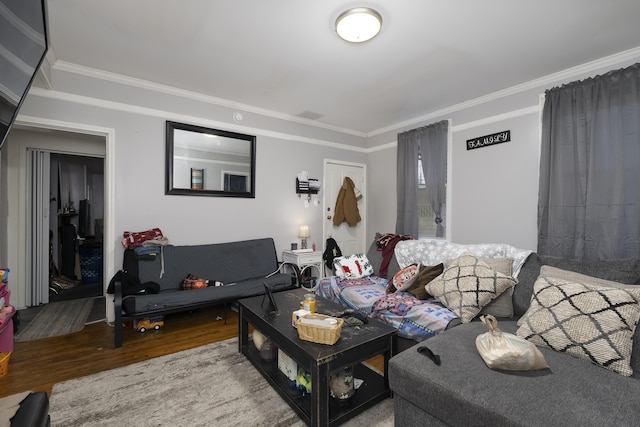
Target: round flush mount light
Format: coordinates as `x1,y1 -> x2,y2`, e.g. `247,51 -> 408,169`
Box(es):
335,7 -> 382,43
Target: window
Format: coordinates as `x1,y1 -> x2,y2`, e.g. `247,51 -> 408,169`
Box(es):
417,155 -> 445,238
397,120 -> 448,239
417,156 -> 426,189
418,175 -> 445,239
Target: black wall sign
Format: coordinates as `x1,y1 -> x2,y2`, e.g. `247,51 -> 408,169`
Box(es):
466,130 -> 511,150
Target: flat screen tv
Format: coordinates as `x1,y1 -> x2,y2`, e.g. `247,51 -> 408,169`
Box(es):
0,0 -> 48,149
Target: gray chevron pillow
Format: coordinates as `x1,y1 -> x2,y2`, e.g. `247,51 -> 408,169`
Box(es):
516,273 -> 640,377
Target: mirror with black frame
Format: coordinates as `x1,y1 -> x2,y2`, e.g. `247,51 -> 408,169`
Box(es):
165,121 -> 256,198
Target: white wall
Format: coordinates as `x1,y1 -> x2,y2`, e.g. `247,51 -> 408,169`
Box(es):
3,66 -> 368,309
366,50 -> 640,251
450,111 -> 540,248
366,145 -> 397,238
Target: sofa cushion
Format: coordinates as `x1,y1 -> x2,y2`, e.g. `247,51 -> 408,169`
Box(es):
122,273 -> 291,314
478,257 -> 515,318
516,271 -> 640,377
426,253 -> 517,323
387,264 -> 419,293
513,253 -> 543,317
540,256 -> 640,284
136,238 -> 281,292
389,320 -> 640,427
539,265 -> 640,290
333,253 -> 374,279
406,263 -> 443,300
514,254 -> 640,317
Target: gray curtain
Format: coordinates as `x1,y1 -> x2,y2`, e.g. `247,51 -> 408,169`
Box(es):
396,120 -> 448,237
538,63 -> 640,260
396,130 -> 420,237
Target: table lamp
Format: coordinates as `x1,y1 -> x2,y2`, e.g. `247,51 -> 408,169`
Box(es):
298,225 -> 310,249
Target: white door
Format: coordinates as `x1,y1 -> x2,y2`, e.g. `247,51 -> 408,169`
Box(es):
323,160 -> 366,262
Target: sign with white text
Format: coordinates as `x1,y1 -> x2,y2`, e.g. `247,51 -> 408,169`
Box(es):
466,130 -> 511,150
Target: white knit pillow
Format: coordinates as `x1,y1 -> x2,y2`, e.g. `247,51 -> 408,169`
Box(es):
426,253 -> 517,323
516,275 -> 640,377
333,254 -> 374,279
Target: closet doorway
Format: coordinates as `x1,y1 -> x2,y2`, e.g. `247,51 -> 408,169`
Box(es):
48,153 -> 105,302
23,129 -> 106,307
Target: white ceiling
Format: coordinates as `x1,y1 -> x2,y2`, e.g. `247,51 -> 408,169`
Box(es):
44,0 -> 640,134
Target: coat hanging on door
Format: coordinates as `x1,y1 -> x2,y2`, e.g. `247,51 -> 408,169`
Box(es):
333,177 -> 362,227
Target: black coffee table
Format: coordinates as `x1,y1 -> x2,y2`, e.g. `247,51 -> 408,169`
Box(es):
238,288 -> 397,426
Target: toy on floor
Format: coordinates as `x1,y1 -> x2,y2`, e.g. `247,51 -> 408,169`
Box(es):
134,317 -> 164,333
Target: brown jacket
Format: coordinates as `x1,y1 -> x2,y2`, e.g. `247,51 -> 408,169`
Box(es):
333,177 -> 361,226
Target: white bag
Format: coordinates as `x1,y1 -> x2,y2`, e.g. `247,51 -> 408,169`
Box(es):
475,315 -> 549,371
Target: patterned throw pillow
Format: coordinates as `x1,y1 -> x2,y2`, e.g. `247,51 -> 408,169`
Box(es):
387,264 -> 419,293
333,254 -> 374,279
516,275 -> 640,377
426,253 -> 517,323
406,263 -> 443,299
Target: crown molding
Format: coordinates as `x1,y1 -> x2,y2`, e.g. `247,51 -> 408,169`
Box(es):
451,105 -> 539,133
26,87 -> 368,153
35,45 -> 640,149
367,46 -> 640,137
52,60 -> 367,138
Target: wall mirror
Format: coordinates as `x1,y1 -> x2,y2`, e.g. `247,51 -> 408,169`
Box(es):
165,121 -> 256,198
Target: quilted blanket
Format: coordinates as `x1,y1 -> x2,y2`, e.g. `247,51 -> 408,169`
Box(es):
394,239 -> 532,277
316,276 -> 459,341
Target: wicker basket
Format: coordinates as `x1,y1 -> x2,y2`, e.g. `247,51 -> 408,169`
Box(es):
0,352 -> 10,377
297,314 -> 343,345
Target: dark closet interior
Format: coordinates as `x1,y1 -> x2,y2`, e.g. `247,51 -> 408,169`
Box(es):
49,154 -> 105,301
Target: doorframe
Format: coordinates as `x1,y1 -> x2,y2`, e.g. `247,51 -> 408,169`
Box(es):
15,116 -> 115,311
322,159 -> 367,255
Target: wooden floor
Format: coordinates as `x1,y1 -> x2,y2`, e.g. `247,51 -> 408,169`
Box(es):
0,305 -> 384,398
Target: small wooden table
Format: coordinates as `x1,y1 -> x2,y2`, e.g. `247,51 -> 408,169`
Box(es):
238,288 -> 397,426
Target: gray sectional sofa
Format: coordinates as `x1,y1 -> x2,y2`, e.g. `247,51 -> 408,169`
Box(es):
389,253 -> 640,426
111,237 -> 300,347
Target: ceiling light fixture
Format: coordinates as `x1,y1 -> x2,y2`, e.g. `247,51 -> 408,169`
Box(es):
335,7 -> 382,43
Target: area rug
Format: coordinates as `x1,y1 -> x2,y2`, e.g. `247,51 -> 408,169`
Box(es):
14,298 -> 95,342
49,338 -> 394,427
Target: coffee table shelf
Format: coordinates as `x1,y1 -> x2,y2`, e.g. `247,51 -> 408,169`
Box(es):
244,345 -> 387,424
238,288 -> 397,426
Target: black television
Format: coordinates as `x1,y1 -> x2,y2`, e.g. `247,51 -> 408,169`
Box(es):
0,0 -> 48,149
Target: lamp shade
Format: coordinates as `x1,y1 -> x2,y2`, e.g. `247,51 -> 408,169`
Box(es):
298,225 -> 310,238
335,7 -> 382,43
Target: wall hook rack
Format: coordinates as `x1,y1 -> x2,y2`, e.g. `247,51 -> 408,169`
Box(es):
296,178 -> 320,197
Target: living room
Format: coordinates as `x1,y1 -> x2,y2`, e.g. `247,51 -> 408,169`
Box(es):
2,2 -> 639,316
1,1 -> 640,425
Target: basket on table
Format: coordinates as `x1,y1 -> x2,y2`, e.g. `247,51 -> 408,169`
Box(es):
297,313 -> 343,345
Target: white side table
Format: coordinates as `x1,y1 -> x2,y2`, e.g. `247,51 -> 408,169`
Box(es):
282,250 -> 323,290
